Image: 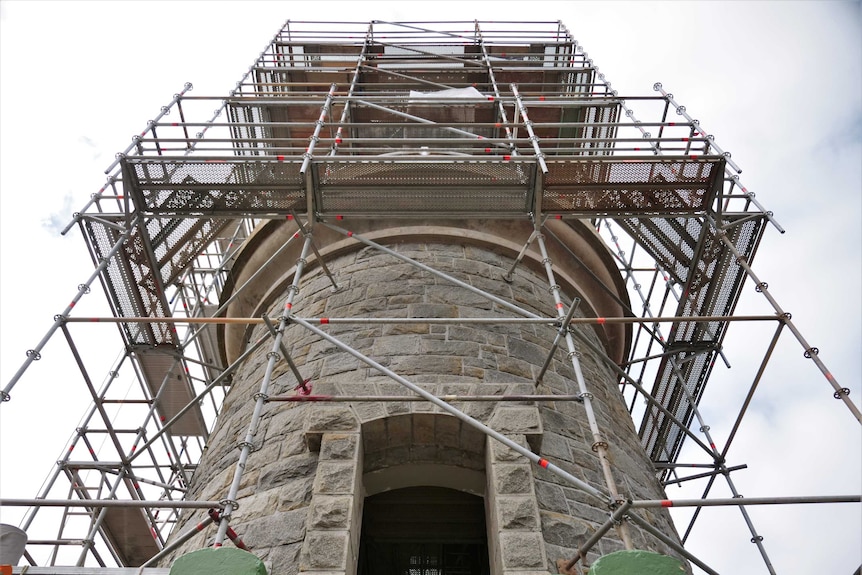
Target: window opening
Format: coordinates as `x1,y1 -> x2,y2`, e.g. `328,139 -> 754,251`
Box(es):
357,486 -> 490,575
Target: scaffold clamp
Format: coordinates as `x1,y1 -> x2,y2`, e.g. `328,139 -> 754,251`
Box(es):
591,440 -> 609,453
295,378 -> 313,396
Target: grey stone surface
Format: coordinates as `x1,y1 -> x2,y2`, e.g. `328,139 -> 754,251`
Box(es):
239,509 -> 307,548
312,461 -> 356,494
494,464 -> 533,494
308,495 -> 352,530
499,532 -> 547,569
300,531 -> 349,570
497,495 -> 540,530
320,433 -> 359,461
539,510 -> 592,547
162,239 -> 688,573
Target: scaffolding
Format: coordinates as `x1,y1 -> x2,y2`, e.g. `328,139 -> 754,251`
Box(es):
1,20 -> 859,574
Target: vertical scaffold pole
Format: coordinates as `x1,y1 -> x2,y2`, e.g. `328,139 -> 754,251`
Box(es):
534,226 -> 633,549
212,234 -> 313,547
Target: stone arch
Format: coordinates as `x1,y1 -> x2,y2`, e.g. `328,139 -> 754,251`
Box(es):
360,412 -> 487,496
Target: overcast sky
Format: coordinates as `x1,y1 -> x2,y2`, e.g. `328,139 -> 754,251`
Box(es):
0,2 -> 860,574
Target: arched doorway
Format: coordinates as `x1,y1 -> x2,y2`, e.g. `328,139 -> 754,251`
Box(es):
357,486 -> 491,575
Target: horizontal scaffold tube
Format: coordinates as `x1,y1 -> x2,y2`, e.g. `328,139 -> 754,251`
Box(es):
267,394 -> 586,403
0,498 -> 224,509
62,315 -> 781,325
633,494 -> 861,508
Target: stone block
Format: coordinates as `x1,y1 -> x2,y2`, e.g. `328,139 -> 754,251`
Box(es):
434,414 -> 461,447
489,407 -> 542,435
539,432 -> 572,462
386,415 -> 412,448
372,335 -> 421,356
499,531 -> 547,569
539,510 -> 591,547
275,476 -> 315,511
266,542 -> 302,574
408,303 -> 459,318
412,412 -> 436,444
305,407 -> 359,451
312,461 -> 356,494
308,495 -> 353,529
321,353 -> 363,376
490,434 -> 529,463
421,339 -> 481,356
496,355 -> 535,380
257,453 -> 318,492
320,433 -> 359,461
534,480 -> 569,514
361,417 -> 387,453
496,495 -> 539,530
507,337 -> 547,365
494,464 -> 533,494
237,508 -> 307,548
235,490 -> 278,521
389,354 -> 462,375
300,531 -> 349,570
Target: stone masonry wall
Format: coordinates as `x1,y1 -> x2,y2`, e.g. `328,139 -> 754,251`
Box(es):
161,239 -> 686,573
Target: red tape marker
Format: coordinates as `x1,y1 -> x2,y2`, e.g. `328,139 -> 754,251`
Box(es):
320,318 -> 329,325
661,500 -> 673,508
596,317 -> 606,325
538,458 -> 549,469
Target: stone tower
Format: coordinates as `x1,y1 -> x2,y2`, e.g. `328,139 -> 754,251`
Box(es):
156,21 -> 699,574
163,220 -> 687,574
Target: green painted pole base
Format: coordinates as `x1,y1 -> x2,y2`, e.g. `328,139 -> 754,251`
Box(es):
588,550 -> 685,575
169,547 -> 268,575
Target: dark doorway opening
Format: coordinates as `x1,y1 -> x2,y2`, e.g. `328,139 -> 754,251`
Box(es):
357,486 -> 491,575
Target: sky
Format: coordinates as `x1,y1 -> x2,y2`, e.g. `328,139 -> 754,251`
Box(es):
0,1 -> 860,574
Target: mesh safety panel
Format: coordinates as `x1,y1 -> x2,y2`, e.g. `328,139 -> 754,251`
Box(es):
543,157 -> 721,215
316,161 -> 533,215
228,103 -> 273,156
126,159 -> 305,215
83,213 -> 230,346
83,219 -> 173,346
615,216 -> 704,286
637,215 -> 766,469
